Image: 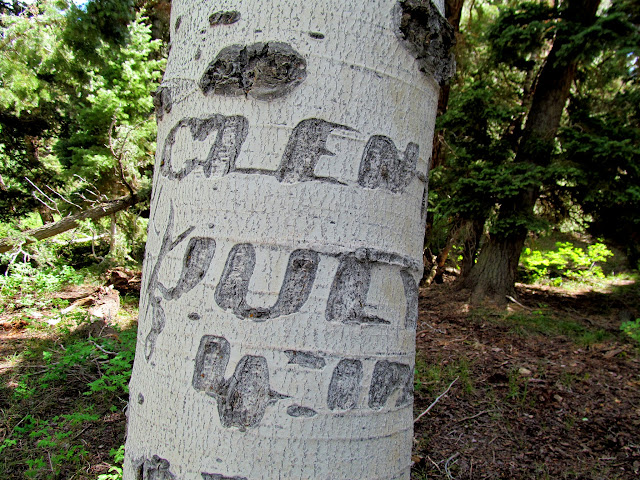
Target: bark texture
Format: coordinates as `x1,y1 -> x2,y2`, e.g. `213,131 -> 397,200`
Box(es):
124,1 -> 446,479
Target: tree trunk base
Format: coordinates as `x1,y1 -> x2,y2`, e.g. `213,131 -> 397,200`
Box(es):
463,235 -> 525,305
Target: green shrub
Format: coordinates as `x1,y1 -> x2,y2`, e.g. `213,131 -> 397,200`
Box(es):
97,445 -> 125,480
0,263 -> 87,315
621,318 -> 640,345
1,322 -> 136,478
86,328 -> 137,399
520,240 -> 613,283
0,263 -> 84,297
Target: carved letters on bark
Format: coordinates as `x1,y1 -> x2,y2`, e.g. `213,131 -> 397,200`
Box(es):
147,111 -> 424,349
145,114 -> 421,430
192,334 -> 413,428
144,237 -> 419,428
192,336 -> 287,430
146,240 -> 419,330
159,114 -> 424,193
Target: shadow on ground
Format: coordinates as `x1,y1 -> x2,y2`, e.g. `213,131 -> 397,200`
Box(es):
412,279 -> 640,480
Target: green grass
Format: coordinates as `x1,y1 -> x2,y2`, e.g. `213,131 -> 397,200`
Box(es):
621,318 -> 640,345
498,308 -> 611,345
414,354 -> 474,397
0,264 -> 134,479
0,262 -> 91,316
1,320 -> 134,478
506,367 -> 535,409
1,319 -> 135,478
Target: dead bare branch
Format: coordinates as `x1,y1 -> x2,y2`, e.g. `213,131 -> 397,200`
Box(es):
0,194 -> 141,254
45,184 -> 82,209
25,177 -> 60,214
31,191 -> 58,213
414,377 -> 459,424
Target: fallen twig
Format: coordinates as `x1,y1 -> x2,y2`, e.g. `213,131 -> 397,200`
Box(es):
7,413 -> 29,438
416,323 -> 446,335
456,410 -> 493,423
0,363 -> 59,370
427,455 -> 442,473
88,339 -> 116,356
414,377 -> 458,424
444,452 -> 460,480
47,450 -> 54,473
506,295 -> 529,310
71,424 -> 92,440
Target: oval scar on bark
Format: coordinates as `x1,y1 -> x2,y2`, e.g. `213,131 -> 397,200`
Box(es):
287,405 -> 318,417
394,0 -> 456,85
199,42 -> 307,101
308,31 -> 325,39
209,11 -> 241,26
152,87 -> 172,120
201,474 -> 248,480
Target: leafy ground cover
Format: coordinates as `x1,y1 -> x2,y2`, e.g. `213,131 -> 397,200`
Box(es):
0,267 -> 137,479
1,267 -> 638,479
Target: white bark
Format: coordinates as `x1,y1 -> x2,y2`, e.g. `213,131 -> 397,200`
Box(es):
124,1 -> 447,478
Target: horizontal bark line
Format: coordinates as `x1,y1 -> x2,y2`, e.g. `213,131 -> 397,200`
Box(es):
0,194 -> 141,254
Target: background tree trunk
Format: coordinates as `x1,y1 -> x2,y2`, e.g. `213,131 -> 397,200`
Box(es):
422,0 -> 464,283
465,0 -> 601,304
458,217 -> 484,279
124,0 -> 452,479
429,0 -> 464,171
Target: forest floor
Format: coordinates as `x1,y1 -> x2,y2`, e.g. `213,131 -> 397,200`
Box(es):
1,273 -> 639,479
412,276 -> 640,480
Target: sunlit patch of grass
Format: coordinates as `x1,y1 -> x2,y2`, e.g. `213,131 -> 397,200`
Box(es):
1,351 -> 27,370
414,354 -> 474,397
115,293 -> 140,326
501,308 -> 613,346
557,272 -> 636,293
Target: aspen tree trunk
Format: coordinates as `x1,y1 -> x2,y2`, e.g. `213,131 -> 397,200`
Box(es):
124,1 -> 453,478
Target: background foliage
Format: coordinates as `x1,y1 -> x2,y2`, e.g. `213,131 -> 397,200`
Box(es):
426,0 -> 640,281
0,0 -> 165,267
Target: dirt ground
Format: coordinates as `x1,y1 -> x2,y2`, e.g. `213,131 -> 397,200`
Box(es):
412,280 -> 640,479
1,277 -> 639,479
